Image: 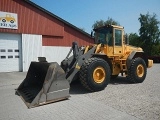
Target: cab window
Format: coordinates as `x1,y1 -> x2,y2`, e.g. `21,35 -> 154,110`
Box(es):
107,32 -> 113,46
115,29 -> 122,46
94,28 -> 112,45
94,32 -> 107,44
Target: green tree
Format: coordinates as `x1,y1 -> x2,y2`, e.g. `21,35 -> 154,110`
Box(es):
138,13 -> 160,55
92,17 -> 120,29
152,44 -> 160,55
129,33 -> 141,47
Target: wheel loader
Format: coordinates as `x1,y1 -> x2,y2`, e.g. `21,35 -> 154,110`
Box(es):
16,25 -> 153,108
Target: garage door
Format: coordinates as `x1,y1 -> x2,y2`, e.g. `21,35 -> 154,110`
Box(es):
0,33 -> 22,72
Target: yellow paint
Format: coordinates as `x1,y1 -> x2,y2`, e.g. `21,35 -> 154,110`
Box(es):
84,46 -> 89,54
93,66 -> 106,83
0,14 -> 16,23
95,44 -> 102,53
136,64 -> 144,77
148,59 -> 153,68
75,64 -> 80,69
112,63 -> 121,75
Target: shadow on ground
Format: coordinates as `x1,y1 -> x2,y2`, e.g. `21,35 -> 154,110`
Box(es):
70,81 -> 90,95
70,76 -> 132,95
110,76 -> 133,85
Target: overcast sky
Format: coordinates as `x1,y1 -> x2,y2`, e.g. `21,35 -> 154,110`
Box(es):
32,0 -> 160,34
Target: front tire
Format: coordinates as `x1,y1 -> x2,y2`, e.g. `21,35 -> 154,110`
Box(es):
127,57 -> 147,83
79,57 -> 111,91
111,75 -> 118,79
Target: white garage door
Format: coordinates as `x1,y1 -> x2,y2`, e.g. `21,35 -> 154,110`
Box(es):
0,33 -> 22,72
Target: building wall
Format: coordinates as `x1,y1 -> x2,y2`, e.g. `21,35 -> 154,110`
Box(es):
22,34 -> 42,71
42,46 -> 72,64
42,25 -> 94,47
0,0 -> 94,46
0,0 -> 94,72
0,0 -> 64,36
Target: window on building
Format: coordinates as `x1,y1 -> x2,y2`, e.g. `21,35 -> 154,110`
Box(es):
8,49 -> 13,52
15,55 -> 19,58
8,56 -> 13,58
0,49 -> 6,52
15,49 -> 19,52
1,56 -> 6,59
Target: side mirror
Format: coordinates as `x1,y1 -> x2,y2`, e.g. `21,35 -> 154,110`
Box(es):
91,31 -> 93,38
124,35 -> 129,44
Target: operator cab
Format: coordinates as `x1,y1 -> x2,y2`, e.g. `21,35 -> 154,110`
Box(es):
93,25 -> 124,46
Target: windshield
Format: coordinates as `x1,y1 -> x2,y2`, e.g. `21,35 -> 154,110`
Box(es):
94,28 -> 113,45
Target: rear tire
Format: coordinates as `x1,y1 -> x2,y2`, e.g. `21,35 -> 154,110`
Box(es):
127,57 -> 147,83
79,57 -> 111,91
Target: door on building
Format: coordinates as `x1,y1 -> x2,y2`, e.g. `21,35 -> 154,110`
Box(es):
0,33 -> 22,72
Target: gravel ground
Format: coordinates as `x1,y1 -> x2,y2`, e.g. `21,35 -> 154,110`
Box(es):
71,64 -> 160,120
0,64 -> 159,120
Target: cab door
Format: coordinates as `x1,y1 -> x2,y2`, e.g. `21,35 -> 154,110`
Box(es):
113,29 -> 123,55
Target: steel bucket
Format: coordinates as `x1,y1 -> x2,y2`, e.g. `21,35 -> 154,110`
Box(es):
16,62 -> 70,108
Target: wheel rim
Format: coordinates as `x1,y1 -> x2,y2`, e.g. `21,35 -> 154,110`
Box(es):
93,66 -> 106,83
136,64 -> 144,77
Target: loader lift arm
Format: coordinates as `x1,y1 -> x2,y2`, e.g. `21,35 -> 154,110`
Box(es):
61,42 -> 97,83
61,42 -> 80,73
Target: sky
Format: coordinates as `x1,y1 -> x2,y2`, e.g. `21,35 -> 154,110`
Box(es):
31,0 -> 160,34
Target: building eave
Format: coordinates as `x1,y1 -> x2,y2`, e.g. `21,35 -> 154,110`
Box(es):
24,0 -> 92,38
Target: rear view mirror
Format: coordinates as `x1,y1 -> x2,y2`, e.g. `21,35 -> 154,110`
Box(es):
124,35 -> 129,44
91,31 -> 93,38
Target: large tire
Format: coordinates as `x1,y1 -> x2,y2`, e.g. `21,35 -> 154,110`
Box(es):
127,57 -> 147,83
111,75 -> 118,79
79,57 -> 111,91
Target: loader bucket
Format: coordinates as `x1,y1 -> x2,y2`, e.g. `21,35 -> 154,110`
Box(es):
16,62 -> 70,108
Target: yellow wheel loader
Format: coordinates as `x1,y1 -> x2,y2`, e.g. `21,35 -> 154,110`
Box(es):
16,25 -> 153,108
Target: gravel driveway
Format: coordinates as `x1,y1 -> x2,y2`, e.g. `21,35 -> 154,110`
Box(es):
0,64 -> 159,120
71,63 -> 160,120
